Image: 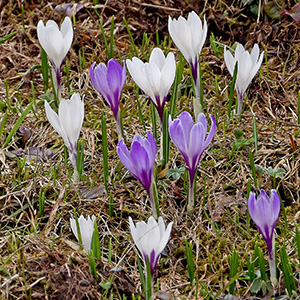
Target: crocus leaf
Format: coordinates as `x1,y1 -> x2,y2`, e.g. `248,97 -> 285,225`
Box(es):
264,1 -> 282,20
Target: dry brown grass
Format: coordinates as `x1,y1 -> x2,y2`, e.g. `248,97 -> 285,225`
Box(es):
1,0 -> 300,299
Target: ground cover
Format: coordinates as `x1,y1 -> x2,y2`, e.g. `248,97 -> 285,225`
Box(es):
1,0 -> 300,299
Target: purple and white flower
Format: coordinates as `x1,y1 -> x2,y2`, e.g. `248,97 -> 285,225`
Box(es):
45,93 -> 84,169
129,216 -> 173,276
126,48 -> 176,124
168,11 -> 207,102
224,43 -> 263,116
37,17 -> 73,99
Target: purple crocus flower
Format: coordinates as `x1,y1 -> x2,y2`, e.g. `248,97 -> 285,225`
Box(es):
117,132 -> 157,216
129,216 -> 173,293
90,59 -> 126,136
169,112 -> 216,209
248,189 -> 280,282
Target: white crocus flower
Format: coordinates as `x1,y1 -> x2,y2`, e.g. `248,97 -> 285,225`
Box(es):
168,11 -> 207,102
129,216 -> 173,276
37,17 -> 73,100
70,215 -> 95,254
224,43 -> 264,116
44,93 -> 84,169
37,17 -> 73,71
126,47 -> 176,124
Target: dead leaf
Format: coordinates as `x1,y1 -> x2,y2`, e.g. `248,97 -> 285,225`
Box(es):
55,3 -> 84,17
281,3 -> 300,22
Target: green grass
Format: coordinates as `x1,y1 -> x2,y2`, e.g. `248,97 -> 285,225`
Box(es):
1,1 -> 300,299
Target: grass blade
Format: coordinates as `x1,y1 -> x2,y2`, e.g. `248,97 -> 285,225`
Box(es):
91,218 -> 101,260
99,19 -> 110,58
0,32 -> 16,44
279,243 -> 296,297
151,102 -> 157,141
258,246 -> 266,281
109,15 -> 115,59
41,48 -> 49,92
170,54 -> 185,118
252,117 -> 258,152
123,17 -> 138,57
162,106 -> 170,167
0,111 -> 7,140
3,101 -> 33,148
102,112 -> 108,193
136,255 -> 146,293
229,248 -> 239,294
249,149 -> 257,189
185,239 -> 194,284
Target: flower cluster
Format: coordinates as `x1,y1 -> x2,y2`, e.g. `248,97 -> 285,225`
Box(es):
35,9 -> 282,300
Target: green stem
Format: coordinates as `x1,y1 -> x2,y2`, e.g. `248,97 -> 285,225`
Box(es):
149,181 -> 159,218
187,173 -> 195,211
269,236 -> 277,285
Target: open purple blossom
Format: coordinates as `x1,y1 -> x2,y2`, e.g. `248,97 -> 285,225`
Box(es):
90,59 -> 126,137
126,48 -> 176,125
129,216 -> 173,291
248,189 -> 280,282
117,132 -> 157,216
168,11 -> 207,104
169,112 -> 216,209
224,43 -> 263,116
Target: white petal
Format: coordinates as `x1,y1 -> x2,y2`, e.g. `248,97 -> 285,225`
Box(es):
70,217 -> 78,240
168,15 -> 192,62
126,58 -> 152,97
149,48 -> 166,69
59,93 -> 84,148
160,52 -> 176,98
224,48 -> 236,77
44,100 -> 67,146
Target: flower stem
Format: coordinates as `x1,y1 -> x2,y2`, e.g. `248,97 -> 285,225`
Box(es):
187,173 -> 195,211
145,259 -> 154,300
236,92 -> 244,117
149,181 -> 159,218
72,168 -> 80,183
269,236 -> 277,285
116,112 -> 123,140
269,256 -> 276,285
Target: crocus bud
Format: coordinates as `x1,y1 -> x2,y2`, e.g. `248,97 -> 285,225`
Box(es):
90,59 -> 126,136
168,11 -> 207,102
169,112 -> 216,209
70,215 -> 95,253
45,93 -> 84,169
37,17 -> 73,72
248,189 -> 280,282
117,132 -> 158,216
224,43 -> 263,116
